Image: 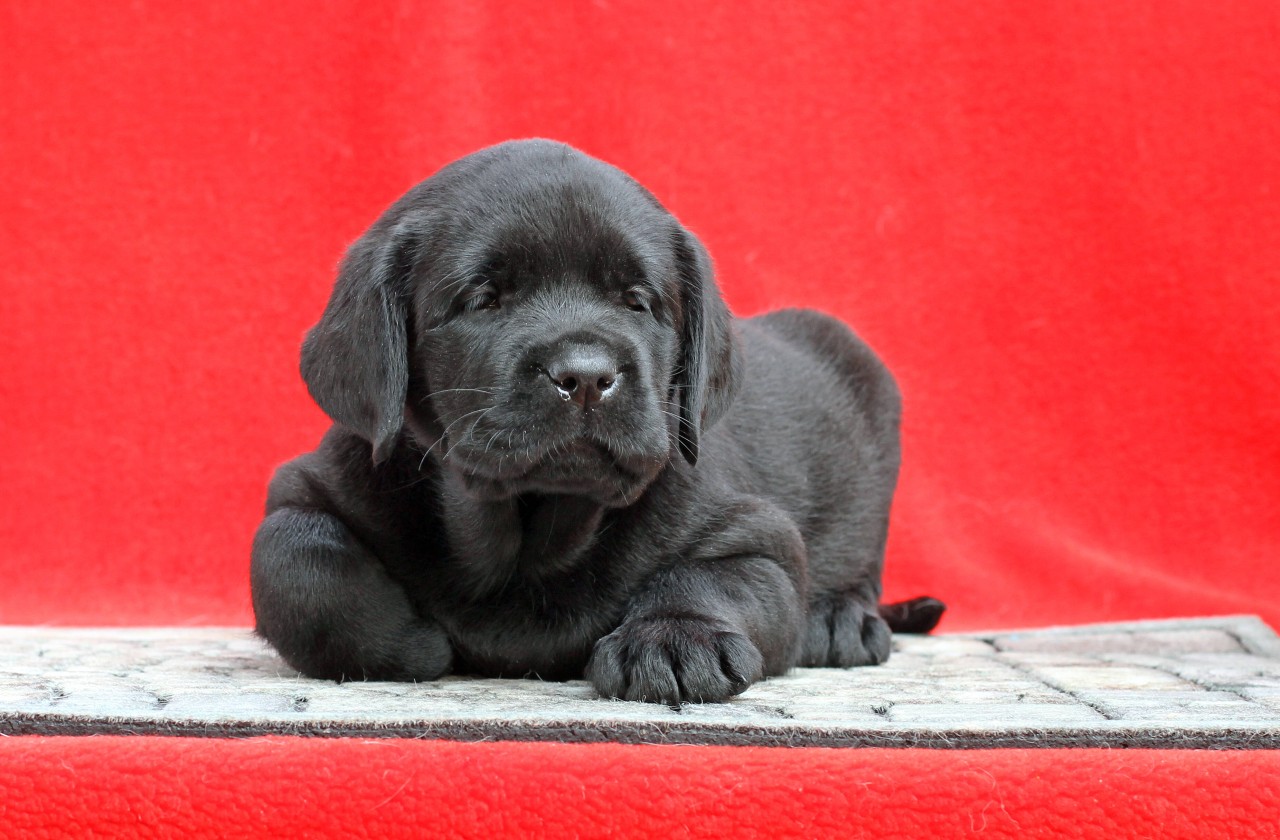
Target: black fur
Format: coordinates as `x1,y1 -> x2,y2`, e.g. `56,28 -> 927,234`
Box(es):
251,139 -> 942,703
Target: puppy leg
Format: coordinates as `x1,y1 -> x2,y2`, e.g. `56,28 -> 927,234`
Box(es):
800,582 -> 892,667
586,503 -> 805,704
251,508 -> 452,682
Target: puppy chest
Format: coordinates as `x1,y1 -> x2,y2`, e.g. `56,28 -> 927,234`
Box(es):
407,568 -> 614,680
446,608 -> 606,681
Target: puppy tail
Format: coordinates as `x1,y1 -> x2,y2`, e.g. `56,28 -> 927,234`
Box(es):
879,596 -> 946,634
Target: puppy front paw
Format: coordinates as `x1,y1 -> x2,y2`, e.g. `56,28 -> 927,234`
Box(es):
269,618 -> 454,683
387,620 -> 455,682
801,594 -> 891,667
585,616 -> 765,704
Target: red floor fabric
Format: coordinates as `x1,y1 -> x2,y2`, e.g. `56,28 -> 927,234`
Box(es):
0,738 -> 1274,839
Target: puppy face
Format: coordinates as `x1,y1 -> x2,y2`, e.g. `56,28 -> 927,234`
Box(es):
413,177 -> 684,504
300,140 -> 741,505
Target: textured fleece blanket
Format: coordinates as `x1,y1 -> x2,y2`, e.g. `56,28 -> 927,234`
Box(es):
3,617 -> 1278,748
2,740 -> 1278,838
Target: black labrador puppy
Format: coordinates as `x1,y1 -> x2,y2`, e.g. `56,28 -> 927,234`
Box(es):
251,139 -> 942,704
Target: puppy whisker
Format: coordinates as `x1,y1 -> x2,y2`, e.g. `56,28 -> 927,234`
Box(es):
442,406 -> 499,462
426,387 -> 497,399
422,405 -> 496,467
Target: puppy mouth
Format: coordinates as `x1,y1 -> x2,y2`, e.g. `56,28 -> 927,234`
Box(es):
447,436 -> 665,503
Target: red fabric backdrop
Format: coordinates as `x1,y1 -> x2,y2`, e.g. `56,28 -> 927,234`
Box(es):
2,1 -> 1277,632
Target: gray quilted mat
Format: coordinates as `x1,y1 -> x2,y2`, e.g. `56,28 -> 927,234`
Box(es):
3,616 -> 1279,748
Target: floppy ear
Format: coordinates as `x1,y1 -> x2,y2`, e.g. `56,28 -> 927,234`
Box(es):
673,227 -> 742,466
300,222 -> 417,464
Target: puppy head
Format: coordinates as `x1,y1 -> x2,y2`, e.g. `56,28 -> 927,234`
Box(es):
301,140 -> 740,504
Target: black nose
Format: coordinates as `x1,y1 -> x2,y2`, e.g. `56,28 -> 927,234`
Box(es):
546,349 -> 619,408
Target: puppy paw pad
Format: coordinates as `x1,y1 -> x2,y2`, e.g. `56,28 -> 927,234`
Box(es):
585,617 -> 764,705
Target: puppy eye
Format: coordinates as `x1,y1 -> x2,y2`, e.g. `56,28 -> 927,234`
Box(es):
623,289 -> 651,313
462,287 -> 500,313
